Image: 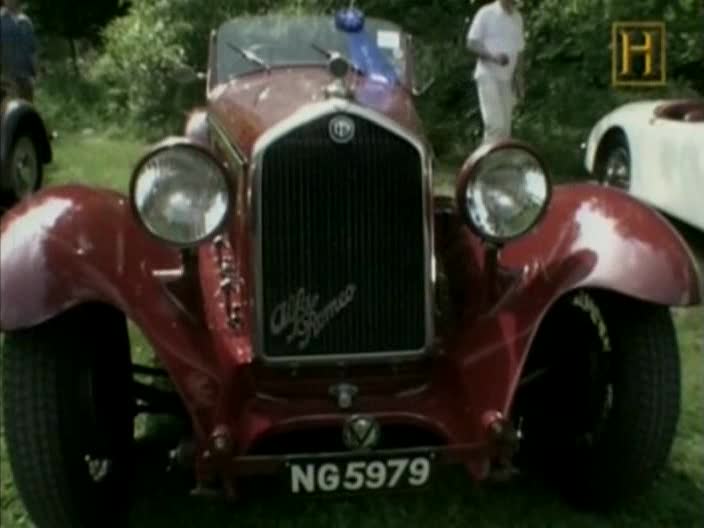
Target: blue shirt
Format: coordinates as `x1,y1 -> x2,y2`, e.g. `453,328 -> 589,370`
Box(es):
1,8 -> 37,80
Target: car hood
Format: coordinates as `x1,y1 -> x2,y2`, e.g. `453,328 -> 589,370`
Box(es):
206,68 -> 423,159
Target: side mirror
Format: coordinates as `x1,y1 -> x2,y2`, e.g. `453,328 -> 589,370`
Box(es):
173,65 -> 207,85
412,77 -> 436,97
406,34 -> 436,97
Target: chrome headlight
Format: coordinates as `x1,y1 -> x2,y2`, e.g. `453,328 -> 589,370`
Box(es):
130,140 -> 231,246
457,142 -> 551,243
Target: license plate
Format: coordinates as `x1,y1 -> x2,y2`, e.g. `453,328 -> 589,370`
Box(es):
288,455 -> 433,494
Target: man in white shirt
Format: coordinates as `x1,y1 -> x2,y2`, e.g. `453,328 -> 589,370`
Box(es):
466,0 -> 526,144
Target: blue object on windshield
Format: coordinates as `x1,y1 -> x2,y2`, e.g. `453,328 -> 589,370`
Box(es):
334,7 -> 397,84
335,8 -> 365,33
345,31 -> 399,86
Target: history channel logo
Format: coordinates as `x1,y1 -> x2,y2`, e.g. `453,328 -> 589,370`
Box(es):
612,22 -> 667,87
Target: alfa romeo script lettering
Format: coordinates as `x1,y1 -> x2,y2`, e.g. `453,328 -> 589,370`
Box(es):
270,285 -> 357,350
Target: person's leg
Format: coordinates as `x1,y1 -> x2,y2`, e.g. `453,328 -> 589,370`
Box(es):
477,76 -> 507,144
498,80 -> 516,138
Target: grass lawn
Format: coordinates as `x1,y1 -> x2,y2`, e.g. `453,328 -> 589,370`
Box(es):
1,134 -> 703,527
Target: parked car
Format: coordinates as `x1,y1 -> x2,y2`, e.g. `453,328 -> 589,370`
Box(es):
1,10 -> 702,527
0,78 -> 52,210
584,98 -> 704,231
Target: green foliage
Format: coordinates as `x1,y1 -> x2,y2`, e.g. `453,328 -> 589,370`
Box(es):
39,0 -> 703,160
91,0 -> 307,135
26,0 -> 126,41
91,0 -> 193,135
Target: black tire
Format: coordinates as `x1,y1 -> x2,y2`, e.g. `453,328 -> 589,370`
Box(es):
594,130 -> 631,190
515,291 -> 681,510
1,304 -> 134,528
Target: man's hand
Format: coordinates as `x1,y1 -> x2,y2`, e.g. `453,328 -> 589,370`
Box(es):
467,39 -> 509,66
492,53 -> 510,66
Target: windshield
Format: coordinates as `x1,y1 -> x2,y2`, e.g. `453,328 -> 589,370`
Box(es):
214,15 -> 407,84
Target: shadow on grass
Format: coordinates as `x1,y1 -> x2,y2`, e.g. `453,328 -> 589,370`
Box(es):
125,433 -> 704,528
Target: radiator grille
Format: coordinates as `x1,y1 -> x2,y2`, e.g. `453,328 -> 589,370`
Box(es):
259,113 -> 427,360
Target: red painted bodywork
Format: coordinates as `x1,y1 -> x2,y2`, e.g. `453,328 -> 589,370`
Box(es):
1,56 -> 702,489
208,68 -> 424,158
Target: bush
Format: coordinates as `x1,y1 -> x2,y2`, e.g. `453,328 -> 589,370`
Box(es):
91,0 -> 314,137
91,0 -> 208,136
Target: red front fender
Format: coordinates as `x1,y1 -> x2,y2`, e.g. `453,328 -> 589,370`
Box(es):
0,186 -> 179,329
442,182 -> 702,432
0,185 -> 223,436
505,183 -> 702,307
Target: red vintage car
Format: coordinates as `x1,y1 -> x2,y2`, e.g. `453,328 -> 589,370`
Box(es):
0,10 -> 702,528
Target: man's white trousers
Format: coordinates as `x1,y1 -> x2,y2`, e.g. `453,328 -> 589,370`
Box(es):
476,76 -> 516,144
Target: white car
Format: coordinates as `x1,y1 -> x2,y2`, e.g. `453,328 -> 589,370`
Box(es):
584,98 -> 704,231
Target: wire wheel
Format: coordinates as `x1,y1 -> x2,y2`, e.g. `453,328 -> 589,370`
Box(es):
10,134 -> 41,199
603,146 -> 631,189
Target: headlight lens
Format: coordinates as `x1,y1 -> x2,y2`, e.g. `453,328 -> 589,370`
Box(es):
463,146 -> 550,242
131,143 -> 230,246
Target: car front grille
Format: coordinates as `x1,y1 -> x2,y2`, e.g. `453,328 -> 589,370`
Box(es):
257,112 -> 428,361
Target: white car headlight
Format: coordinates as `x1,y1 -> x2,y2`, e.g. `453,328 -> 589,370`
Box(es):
457,143 -> 551,243
130,140 -> 231,246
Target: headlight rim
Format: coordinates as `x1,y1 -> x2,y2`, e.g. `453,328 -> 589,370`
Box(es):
129,137 -> 233,248
455,140 -> 552,244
